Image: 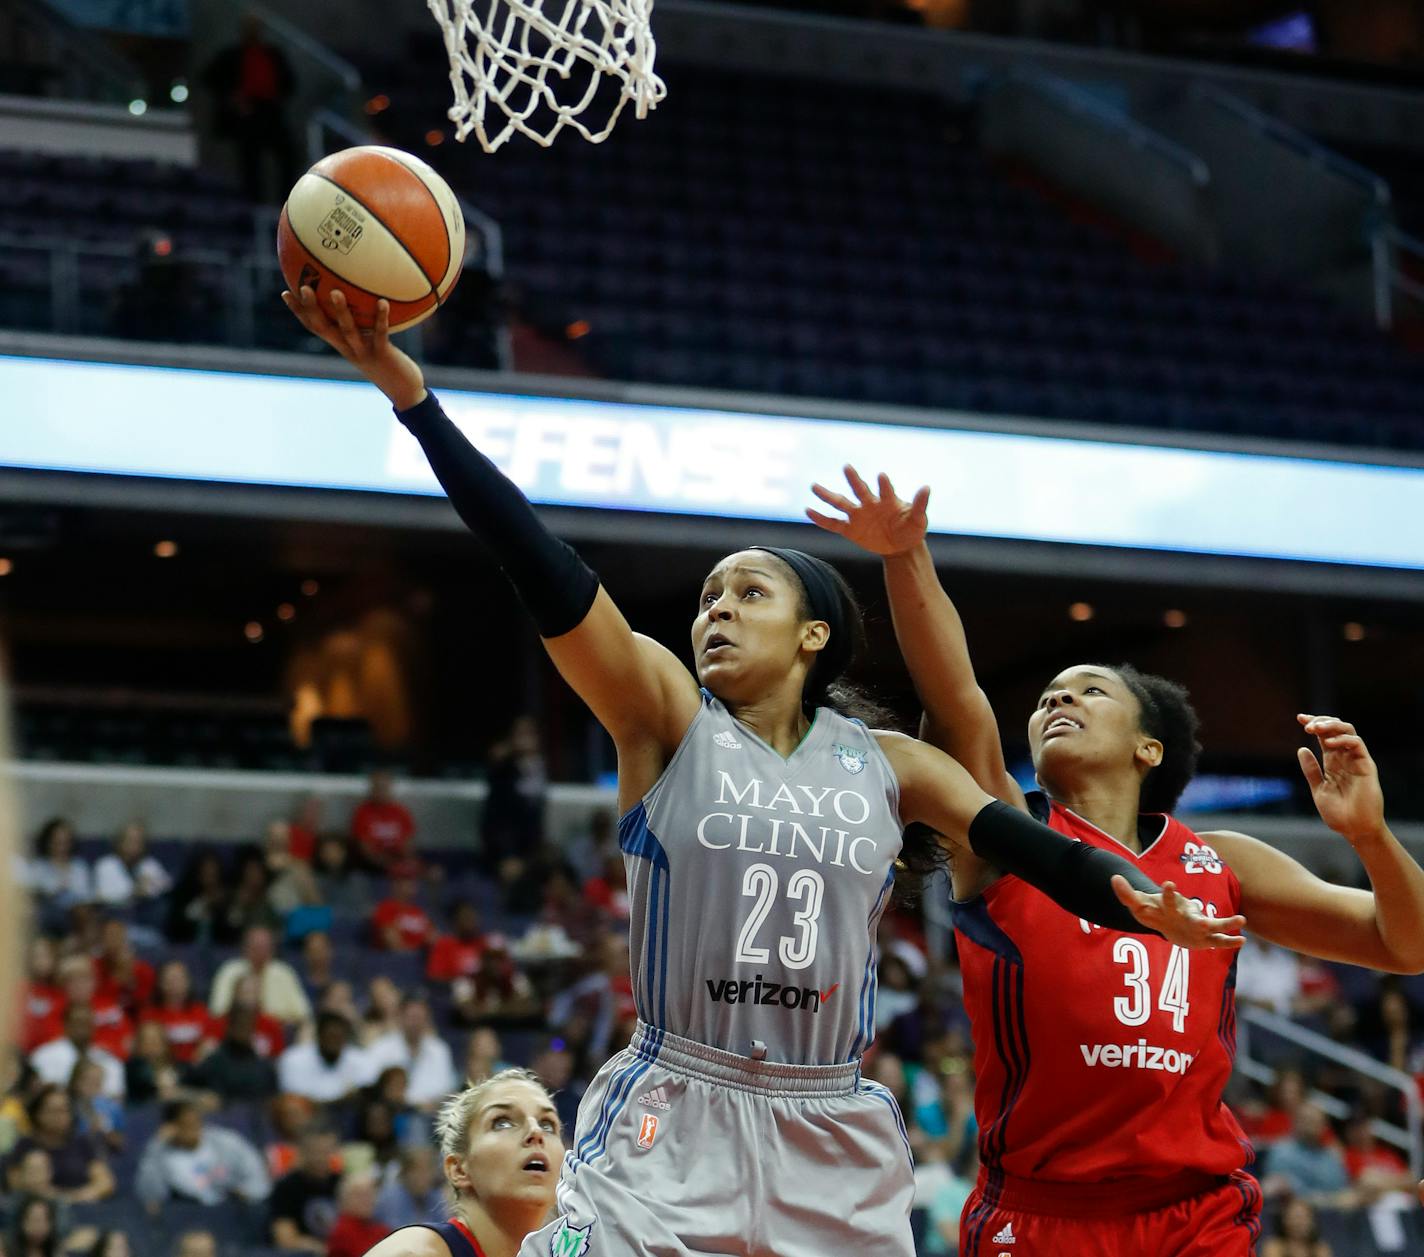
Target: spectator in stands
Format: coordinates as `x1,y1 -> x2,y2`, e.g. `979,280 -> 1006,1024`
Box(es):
269,1124 -> 341,1254
165,851 -> 229,945
209,926 -> 313,1028
92,822 -> 171,909
580,847 -> 629,924
546,933 -> 627,1068
141,960 -> 209,1065
20,939 -> 63,1055
30,1005 -> 124,1101
481,717 -> 547,899
350,771 -> 416,874
173,1231 -> 218,1257
426,903 -> 487,984
123,1023 -> 183,1107
1341,1112 -> 1415,1201
277,1012 -> 371,1105
370,864 -> 432,952
1245,1067 -> 1310,1145
374,1145 -> 443,1229
206,973 -> 288,1060
8,1195 -> 64,1257
187,1003 -> 279,1104
462,1028 -> 512,1086
200,13 -> 297,205
93,920 -> 154,1015
0,1049 -> 35,1157
289,797 -> 324,864
1263,1104 -> 1351,1202
87,1233 -> 129,1257
313,836 -> 368,920
216,848 -> 280,942
8,1146 -> 58,1203
65,1060 -> 122,1157
41,958 -> 132,1066
135,1099 -> 269,1209
451,937 -> 539,1027
21,819 -> 91,911
316,982 -> 361,1031
360,978 -> 402,1047
527,1042 -> 580,1131
1236,937 -> 1305,1017
563,808 -> 615,885
1260,1196 -> 1333,1257
325,1170 -> 389,1257
7,1085 -> 113,1202
363,995 -> 455,1111
1360,981 -> 1423,1075
342,1100 -> 401,1180
300,933 -> 336,997
912,1138 -> 974,1257
366,1066 -> 424,1149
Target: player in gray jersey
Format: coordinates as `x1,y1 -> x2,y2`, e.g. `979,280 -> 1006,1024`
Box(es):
283,289 -> 1245,1257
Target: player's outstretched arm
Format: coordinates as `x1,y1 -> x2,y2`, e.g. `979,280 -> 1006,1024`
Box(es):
808,466 -> 1024,810
1206,715 -> 1424,973
882,732 -> 1246,950
282,289 -> 701,801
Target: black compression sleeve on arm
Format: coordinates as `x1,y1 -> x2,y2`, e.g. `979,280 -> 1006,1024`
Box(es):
968,800 -> 1162,935
396,392 -> 599,638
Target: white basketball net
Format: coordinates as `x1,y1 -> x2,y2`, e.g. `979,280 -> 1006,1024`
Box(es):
427,0 -> 666,152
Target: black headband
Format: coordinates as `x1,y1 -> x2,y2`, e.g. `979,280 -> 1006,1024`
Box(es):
751,546 -> 852,708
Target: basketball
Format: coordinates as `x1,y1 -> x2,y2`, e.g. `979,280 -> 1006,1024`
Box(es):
277,145 -> 466,333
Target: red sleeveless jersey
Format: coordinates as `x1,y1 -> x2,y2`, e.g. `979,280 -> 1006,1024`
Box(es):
955,795 -> 1253,1197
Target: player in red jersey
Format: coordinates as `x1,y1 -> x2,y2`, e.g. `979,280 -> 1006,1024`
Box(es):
811,469 -> 1424,1257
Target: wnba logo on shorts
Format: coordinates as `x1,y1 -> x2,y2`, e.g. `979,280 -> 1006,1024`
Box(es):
637,1113 -> 659,1150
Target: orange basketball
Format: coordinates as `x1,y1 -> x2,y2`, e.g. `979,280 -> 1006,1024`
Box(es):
277,145 -> 466,333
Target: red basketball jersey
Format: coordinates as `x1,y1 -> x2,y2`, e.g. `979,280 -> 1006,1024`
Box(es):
955,795 -> 1252,1194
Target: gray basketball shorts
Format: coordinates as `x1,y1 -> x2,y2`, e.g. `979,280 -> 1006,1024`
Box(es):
519,1020 -> 915,1257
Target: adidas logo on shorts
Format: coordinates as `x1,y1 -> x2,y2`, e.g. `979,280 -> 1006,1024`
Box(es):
992,1221 -> 1016,1245
637,1086 -> 672,1111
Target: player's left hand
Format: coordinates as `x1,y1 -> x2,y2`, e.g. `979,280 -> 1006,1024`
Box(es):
1112,877 -> 1247,950
1296,714 -> 1386,843
806,466 -> 931,557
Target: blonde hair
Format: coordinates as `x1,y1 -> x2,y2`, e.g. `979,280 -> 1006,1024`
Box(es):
434,1068 -> 551,1200
0,670 -> 21,1044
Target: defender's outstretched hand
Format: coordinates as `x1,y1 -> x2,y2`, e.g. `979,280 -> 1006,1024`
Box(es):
807,466 -> 930,557
1112,876 -> 1247,951
1296,714 -> 1386,843
280,286 -> 427,411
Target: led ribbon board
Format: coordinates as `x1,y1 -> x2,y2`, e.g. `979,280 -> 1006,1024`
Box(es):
2,353 -> 1421,570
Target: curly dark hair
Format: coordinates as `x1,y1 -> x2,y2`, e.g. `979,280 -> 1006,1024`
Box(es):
1107,663 -> 1202,814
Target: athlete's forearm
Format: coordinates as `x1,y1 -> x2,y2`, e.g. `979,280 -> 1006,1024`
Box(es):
396,392 -> 598,638
1353,823 -> 1424,971
883,544 -> 979,720
967,801 -> 1161,935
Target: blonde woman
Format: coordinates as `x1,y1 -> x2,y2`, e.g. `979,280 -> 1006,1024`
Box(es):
363,1070 -> 560,1257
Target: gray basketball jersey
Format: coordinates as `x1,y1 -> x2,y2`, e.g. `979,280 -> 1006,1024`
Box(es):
619,690 -> 904,1065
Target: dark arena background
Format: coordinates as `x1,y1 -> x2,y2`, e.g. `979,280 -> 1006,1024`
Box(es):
4,0 -> 1424,1253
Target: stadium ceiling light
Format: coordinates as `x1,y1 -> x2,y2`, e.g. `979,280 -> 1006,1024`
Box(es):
301,579 -> 320,597
277,603 -> 296,622
1068,601 -> 1094,622
169,82 -> 189,103
244,621 -> 265,643
0,558 -> 11,577
154,540 -> 178,558
1343,622 -> 1366,642
1163,609 -> 1187,629
128,98 -> 147,116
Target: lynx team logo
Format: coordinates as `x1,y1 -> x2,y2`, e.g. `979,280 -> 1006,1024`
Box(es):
834,743 -> 867,775
637,1113 -> 659,1149
549,1218 -> 592,1257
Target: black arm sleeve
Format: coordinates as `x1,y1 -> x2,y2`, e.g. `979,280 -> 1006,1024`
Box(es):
968,800 -> 1163,935
396,392 -> 599,638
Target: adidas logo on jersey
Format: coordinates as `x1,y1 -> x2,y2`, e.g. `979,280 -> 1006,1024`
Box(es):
992,1221 -> 1016,1245
713,730 -> 743,750
637,1086 -> 672,1111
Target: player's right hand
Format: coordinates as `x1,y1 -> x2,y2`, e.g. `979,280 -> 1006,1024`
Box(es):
281,286 -> 427,412
806,466 -> 930,557
1112,876 -> 1247,951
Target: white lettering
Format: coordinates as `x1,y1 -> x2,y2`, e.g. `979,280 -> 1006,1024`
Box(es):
736,819 -> 767,855
784,823 -> 824,864
716,773 -> 763,809
795,785 -> 834,817
696,813 -> 733,850
764,782 -> 804,814
848,836 -> 878,875
1078,1041 -> 1194,1075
